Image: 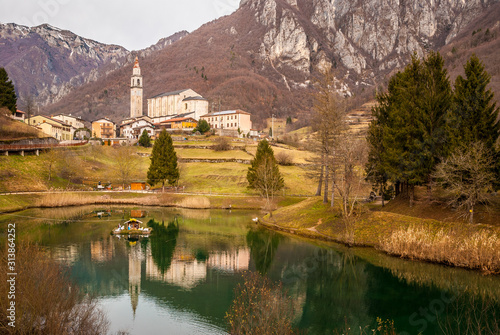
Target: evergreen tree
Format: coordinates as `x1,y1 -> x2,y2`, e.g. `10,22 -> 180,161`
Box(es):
366,52 -> 453,205
247,140 -> 284,202
451,54 -> 500,150
194,119 -> 210,134
147,130 -> 179,190
0,68 -> 17,114
138,129 -> 151,147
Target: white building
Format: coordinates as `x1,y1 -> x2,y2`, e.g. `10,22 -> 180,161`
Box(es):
120,116 -> 155,139
200,110 -> 253,137
130,57 -> 143,118
147,89 -> 208,120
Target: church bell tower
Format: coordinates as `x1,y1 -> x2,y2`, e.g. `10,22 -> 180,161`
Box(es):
130,57 -> 143,118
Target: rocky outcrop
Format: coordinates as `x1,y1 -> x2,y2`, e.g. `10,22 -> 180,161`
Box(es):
241,0 -> 499,89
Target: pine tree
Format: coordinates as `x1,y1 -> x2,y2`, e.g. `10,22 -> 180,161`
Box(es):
247,140 -> 284,202
451,54 -> 500,150
194,119 -> 210,134
0,68 -> 17,114
138,129 -> 151,147
147,130 -> 179,190
366,52 -> 453,205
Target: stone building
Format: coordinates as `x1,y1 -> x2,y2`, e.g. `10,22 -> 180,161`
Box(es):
130,57 -> 143,118
147,89 -> 208,121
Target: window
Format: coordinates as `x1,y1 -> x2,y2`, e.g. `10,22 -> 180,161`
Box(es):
137,79 -> 140,86
185,103 -> 188,110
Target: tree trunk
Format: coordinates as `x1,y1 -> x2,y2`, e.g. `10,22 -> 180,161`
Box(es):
323,162 -> 329,204
381,186 -> 385,207
469,204 -> 474,224
409,184 -> 414,207
316,159 -> 324,196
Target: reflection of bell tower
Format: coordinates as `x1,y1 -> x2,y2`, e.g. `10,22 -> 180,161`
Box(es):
128,244 -> 142,317
130,57 -> 143,118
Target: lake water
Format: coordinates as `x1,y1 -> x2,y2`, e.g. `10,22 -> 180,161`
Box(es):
1,206 -> 499,334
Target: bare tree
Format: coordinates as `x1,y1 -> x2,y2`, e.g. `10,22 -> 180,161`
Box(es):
112,146 -> 140,189
311,68 -> 347,205
21,92 -> 36,121
433,142 -> 496,224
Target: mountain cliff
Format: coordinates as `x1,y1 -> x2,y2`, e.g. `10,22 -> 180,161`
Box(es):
5,0 -> 500,126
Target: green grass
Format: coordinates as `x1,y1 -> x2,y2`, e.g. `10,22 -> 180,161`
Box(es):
176,148 -> 253,160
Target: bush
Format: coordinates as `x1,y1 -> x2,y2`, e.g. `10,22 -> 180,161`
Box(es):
275,151 -> 293,166
0,243 -> 109,334
213,137 -> 232,151
226,272 -> 296,335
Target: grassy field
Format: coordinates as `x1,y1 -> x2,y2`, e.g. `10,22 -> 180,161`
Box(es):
0,138 -> 317,196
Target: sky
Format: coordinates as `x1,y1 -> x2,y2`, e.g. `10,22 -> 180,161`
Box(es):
0,0 -> 241,50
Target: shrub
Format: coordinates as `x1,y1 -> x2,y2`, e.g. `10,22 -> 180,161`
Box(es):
213,137 -> 232,151
225,272 -> 296,335
275,151 -> 293,166
0,243 -> 109,334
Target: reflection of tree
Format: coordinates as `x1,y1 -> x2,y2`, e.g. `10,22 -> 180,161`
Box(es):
246,229 -> 280,275
148,218 -> 179,273
297,250 -> 371,333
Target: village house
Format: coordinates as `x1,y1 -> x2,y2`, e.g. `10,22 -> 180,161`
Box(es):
91,118 -> 116,139
200,110 -> 252,137
120,116 -> 155,139
147,89 -> 208,121
25,115 -> 73,140
154,117 -> 197,135
10,109 -> 25,122
51,113 -> 85,129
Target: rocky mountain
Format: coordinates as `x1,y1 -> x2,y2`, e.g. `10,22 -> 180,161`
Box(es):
0,23 -> 187,108
9,0 -> 500,126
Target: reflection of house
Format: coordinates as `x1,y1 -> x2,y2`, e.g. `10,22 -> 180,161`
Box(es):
90,238 -> 115,263
147,89 -> 208,121
207,249 -> 250,272
145,247 -> 207,289
91,118 -> 116,139
49,245 -> 79,265
200,110 -> 252,137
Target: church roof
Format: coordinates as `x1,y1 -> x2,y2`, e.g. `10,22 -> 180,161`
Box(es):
133,57 -> 140,68
149,89 -> 191,99
182,96 -> 207,102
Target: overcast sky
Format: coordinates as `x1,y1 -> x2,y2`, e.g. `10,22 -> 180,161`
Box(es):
0,0 -> 241,50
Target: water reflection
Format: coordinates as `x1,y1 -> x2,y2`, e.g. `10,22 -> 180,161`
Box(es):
0,206 -> 499,335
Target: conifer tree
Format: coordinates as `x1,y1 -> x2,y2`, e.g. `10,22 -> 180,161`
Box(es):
138,129 -> 151,147
366,52 -> 453,205
247,140 -> 284,202
0,68 -> 17,114
451,54 -> 500,150
147,130 -> 179,191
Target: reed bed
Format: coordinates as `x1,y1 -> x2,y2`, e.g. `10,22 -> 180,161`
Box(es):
176,196 -> 211,209
34,193 -> 165,208
380,225 -> 500,273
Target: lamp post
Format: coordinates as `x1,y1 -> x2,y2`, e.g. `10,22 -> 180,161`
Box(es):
271,114 -> 275,140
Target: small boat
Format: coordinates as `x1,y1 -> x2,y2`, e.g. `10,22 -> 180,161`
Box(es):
112,218 -> 152,235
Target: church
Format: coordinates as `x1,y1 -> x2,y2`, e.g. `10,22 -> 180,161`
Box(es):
129,57 -> 208,122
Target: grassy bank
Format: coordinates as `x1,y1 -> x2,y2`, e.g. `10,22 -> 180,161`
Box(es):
0,191 -> 284,214
259,197 -> 500,273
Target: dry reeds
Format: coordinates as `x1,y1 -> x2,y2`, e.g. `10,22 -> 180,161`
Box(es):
176,196 -> 211,209
34,193 -> 165,208
380,225 -> 500,273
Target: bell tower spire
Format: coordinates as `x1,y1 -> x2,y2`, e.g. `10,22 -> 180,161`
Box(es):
130,57 -> 143,118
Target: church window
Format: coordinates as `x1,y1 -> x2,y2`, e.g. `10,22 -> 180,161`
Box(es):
185,103 -> 188,110
137,79 -> 140,86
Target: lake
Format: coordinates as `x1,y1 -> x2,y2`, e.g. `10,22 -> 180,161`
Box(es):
1,206 -> 499,334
